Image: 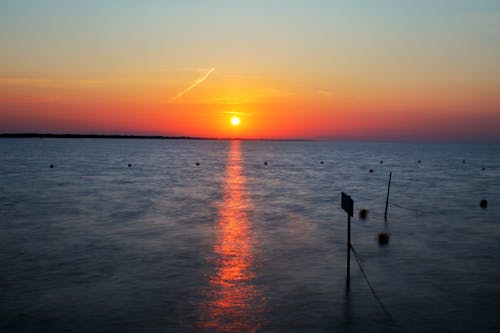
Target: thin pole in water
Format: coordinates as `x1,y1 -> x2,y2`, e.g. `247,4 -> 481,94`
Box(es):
384,172 -> 392,221
346,214 -> 351,292
341,192 -> 354,293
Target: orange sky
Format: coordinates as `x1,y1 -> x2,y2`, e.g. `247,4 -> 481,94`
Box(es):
1,1 -> 499,142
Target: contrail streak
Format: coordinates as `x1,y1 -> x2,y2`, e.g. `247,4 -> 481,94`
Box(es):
169,67 -> 215,102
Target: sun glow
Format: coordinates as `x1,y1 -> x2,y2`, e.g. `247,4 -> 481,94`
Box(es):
230,116 -> 240,126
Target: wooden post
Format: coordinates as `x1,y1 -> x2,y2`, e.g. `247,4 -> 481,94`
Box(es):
384,172 -> 392,221
346,214 -> 351,292
341,192 -> 354,292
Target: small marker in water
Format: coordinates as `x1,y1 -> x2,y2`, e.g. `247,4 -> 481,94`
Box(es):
320,161 -> 324,164
482,167 -> 485,171
418,160 -> 421,164
264,161 -> 268,165
369,169 -> 374,173
196,162 -> 200,166
359,209 -> 368,220
50,164 -> 54,168
480,199 -> 488,208
380,160 -> 383,164
128,164 -> 131,167
378,233 -> 390,245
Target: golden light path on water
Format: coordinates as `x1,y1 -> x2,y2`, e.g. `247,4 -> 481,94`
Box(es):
201,140 -> 264,332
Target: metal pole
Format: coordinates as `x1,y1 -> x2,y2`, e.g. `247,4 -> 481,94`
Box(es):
384,172 -> 392,221
346,214 -> 351,292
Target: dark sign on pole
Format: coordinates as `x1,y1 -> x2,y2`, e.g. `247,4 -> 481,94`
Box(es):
341,192 -> 354,217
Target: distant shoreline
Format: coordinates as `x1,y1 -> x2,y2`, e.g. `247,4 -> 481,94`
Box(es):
1,133 -> 498,144
0,133 -> 311,142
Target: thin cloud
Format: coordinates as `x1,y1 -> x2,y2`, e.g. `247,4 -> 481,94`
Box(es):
317,89 -> 332,96
0,77 -> 52,86
216,110 -> 256,116
0,77 -> 105,87
169,67 -> 216,102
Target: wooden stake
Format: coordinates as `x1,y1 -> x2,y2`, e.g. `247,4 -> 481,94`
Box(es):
346,214 -> 351,292
384,172 -> 392,221
341,192 -> 354,293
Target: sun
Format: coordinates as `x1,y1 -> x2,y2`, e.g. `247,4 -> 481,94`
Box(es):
230,116 -> 240,126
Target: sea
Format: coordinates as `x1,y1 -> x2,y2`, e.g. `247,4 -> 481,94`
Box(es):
1,138 -> 499,332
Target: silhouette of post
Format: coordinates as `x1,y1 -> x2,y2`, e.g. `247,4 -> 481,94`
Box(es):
346,213 -> 351,291
384,172 -> 392,221
341,192 -> 354,292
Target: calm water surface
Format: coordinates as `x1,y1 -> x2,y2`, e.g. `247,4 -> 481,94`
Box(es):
1,139 -> 500,332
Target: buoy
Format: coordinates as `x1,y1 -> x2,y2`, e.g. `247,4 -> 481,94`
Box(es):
49,164 -> 54,168
359,209 -> 368,220
369,169 -> 374,173
380,160 -> 383,164
463,160 -> 466,164
196,162 -> 200,166
480,199 -> 488,208
264,161 -> 268,165
320,161 -> 324,164
417,160 -> 421,164
378,233 -> 390,245
482,167 -> 485,171
128,164 -> 131,167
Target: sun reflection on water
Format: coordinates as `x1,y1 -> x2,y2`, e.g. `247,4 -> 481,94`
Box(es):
201,140 -> 264,332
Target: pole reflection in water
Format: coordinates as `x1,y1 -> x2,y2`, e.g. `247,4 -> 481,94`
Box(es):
201,140 -> 264,332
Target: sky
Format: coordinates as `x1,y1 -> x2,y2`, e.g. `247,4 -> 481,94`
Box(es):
1,0 -> 499,141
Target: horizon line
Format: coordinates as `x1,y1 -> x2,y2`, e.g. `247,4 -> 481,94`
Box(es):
0,132 -> 498,145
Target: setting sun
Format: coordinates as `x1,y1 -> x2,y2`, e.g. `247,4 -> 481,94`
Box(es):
230,116 -> 240,126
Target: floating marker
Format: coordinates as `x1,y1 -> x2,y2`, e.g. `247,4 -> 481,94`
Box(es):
320,161 -> 324,164
196,162 -> 200,166
369,169 -> 374,173
482,167 -> 485,171
359,209 -> 368,220
378,233 -> 390,245
128,164 -> 131,167
480,199 -> 488,208
463,160 -> 466,164
380,161 -> 383,164
49,164 -> 54,168
264,161 -> 268,165
417,160 -> 421,164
